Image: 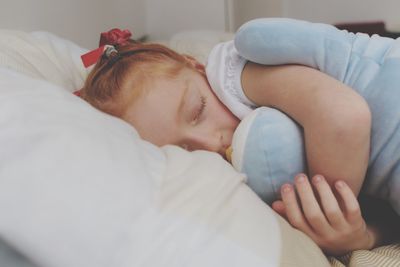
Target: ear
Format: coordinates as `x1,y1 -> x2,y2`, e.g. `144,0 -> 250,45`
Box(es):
183,54 -> 206,75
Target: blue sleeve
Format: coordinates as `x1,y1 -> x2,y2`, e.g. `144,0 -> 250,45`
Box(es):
234,18 -> 355,82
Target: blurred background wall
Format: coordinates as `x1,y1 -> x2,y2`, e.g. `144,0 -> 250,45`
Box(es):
1,0 -> 399,48
0,0 -> 147,47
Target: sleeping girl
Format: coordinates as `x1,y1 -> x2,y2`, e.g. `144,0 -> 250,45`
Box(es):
74,20 -> 399,256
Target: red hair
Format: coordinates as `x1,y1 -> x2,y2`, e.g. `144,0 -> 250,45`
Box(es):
81,41 -> 204,117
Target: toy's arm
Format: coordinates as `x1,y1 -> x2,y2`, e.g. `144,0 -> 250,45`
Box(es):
241,62 -> 371,196
234,18 -> 354,82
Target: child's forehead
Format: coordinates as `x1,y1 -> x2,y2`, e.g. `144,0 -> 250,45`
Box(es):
122,63 -> 200,103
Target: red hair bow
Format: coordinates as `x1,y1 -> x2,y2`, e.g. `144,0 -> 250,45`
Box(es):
81,28 -> 132,68
99,28 -> 132,47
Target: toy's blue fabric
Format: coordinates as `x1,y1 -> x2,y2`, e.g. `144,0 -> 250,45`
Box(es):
230,106 -> 306,205
231,18 -> 400,214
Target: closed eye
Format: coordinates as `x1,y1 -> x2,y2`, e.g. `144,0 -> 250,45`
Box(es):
191,96 -> 206,124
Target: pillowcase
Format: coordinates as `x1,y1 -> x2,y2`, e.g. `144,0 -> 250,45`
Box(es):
0,29 -> 89,91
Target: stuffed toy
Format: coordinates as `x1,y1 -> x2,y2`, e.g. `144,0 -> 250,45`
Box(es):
226,18 -> 400,214
226,106 -> 306,205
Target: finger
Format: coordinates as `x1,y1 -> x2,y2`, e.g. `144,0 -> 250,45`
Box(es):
312,175 -> 347,228
294,174 -> 332,234
334,180 -> 362,224
272,200 -> 286,219
281,183 -> 314,236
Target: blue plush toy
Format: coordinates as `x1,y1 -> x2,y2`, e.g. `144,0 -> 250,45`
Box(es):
227,18 -> 400,215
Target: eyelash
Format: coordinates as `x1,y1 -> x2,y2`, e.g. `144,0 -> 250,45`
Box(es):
192,96 -> 206,124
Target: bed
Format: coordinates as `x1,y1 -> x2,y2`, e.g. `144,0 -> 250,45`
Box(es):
0,28 -> 397,267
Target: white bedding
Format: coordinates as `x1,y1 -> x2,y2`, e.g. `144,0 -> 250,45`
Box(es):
0,30 -> 88,91
0,30 -> 330,267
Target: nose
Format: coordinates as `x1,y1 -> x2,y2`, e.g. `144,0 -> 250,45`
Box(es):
184,130 -> 224,154
185,130 -> 234,160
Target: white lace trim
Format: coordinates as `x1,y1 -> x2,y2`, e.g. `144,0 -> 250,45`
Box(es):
224,44 -> 255,108
206,41 -> 256,119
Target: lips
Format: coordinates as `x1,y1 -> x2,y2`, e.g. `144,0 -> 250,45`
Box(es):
217,143 -> 231,160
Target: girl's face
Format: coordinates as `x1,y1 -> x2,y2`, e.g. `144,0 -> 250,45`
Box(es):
123,68 -> 240,158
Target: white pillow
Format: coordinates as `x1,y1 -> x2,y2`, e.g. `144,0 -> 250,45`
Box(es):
0,68 -> 281,266
0,29 -> 89,91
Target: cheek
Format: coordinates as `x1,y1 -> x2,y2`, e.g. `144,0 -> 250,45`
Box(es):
201,80 -> 239,127
124,109 -> 176,146
209,97 -> 239,127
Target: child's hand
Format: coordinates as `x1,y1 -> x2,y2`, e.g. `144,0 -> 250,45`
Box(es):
271,174 -> 375,256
